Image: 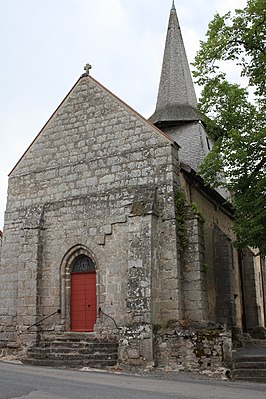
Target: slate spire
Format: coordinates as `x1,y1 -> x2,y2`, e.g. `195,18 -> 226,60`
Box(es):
150,3 -> 200,125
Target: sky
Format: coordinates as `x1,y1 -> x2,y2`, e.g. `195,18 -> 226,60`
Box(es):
0,0 -> 246,230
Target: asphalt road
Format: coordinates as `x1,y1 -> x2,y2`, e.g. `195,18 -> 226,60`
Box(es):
0,360 -> 265,399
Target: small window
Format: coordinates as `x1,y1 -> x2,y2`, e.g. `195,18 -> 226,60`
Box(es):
206,137 -> 211,151
71,255 -> 95,273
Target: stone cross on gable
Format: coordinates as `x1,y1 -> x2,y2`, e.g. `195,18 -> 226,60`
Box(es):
84,63 -> 92,75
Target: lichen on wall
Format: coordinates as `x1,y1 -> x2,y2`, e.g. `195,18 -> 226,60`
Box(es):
156,322 -> 232,373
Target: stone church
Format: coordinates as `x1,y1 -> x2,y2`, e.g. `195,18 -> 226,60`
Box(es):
0,3 -> 265,371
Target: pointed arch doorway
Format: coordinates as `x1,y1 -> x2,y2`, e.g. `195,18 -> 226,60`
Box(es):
70,255 -> 97,332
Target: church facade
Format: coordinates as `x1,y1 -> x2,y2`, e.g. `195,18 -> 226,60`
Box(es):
0,3 -> 265,371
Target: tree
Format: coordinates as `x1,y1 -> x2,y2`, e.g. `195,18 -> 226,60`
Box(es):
192,0 -> 266,255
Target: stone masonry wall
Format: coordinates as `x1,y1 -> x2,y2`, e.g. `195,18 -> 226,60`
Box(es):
163,122 -> 211,172
0,75 -> 182,352
242,248 -> 261,331
0,232 -> 2,259
181,217 -> 208,321
156,323 -> 232,373
262,258 -> 266,325
179,175 -> 245,329
213,225 -> 235,327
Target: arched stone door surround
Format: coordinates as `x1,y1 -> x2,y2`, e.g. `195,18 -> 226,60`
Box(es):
60,244 -> 98,331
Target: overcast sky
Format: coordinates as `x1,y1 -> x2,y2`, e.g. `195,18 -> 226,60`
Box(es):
0,0 -> 246,229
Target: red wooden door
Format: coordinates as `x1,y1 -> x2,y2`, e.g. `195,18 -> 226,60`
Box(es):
71,272 -> 96,332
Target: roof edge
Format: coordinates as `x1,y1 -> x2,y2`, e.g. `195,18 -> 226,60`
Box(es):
149,105 -> 203,125
180,162 -> 234,217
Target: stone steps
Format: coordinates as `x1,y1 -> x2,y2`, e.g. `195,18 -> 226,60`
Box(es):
249,340 -> 266,348
234,360 -> 266,369
22,334 -> 118,369
32,342 -> 117,350
232,344 -> 266,383
22,358 -> 116,369
27,348 -> 118,358
232,368 -> 266,383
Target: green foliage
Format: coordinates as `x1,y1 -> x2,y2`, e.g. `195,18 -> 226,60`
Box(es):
191,203 -> 205,223
175,190 -> 189,249
192,0 -> 266,255
193,0 -> 266,105
175,191 -> 206,250
203,262 -> 209,273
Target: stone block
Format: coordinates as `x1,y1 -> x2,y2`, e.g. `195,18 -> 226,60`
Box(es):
127,348 -> 140,359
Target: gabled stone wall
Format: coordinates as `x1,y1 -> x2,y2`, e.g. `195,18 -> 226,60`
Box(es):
0,76 -> 182,353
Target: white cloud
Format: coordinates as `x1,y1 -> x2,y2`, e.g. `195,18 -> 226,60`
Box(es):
216,0 -> 246,14
80,0 -> 127,34
0,0 -> 249,229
